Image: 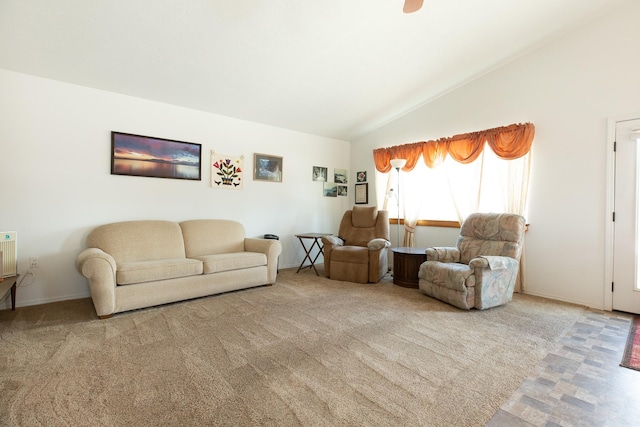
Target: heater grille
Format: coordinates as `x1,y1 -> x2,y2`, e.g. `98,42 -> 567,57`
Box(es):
0,232 -> 17,277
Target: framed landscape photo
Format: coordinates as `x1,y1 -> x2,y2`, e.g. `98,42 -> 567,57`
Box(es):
323,182 -> 337,197
355,183 -> 368,204
334,168 -> 348,184
111,132 -> 202,180
254,153 -> 283,182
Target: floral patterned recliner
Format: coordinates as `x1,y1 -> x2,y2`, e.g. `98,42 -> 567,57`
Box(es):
418,213 -> 525,310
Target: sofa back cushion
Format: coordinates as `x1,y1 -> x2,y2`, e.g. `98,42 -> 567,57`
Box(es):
180,219 -> 245,257
87,220 -> 186,263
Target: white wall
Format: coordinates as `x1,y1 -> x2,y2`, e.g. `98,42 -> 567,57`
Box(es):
352,1 -> 640,309
0,69 -> 351,308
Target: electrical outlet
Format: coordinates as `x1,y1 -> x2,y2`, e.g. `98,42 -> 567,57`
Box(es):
29,256 -> 39,268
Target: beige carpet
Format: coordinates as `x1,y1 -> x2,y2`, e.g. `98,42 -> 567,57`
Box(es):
0,268 -> 586,426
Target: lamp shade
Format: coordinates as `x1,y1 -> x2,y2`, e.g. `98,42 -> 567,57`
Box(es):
390,158 -> 407,169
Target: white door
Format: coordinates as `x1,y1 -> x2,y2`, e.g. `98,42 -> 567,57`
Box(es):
613,118 -> 640,314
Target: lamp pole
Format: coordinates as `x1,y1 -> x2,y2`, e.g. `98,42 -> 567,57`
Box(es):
389,158 -> 407,247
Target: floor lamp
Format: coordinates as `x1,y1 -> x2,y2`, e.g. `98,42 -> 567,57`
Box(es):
389,158 -> 407,247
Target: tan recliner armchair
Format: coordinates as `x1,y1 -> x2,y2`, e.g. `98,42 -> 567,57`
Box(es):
322,206 -> 391,283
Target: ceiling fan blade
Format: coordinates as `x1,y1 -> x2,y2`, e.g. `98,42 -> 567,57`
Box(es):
403,0 -> 423,13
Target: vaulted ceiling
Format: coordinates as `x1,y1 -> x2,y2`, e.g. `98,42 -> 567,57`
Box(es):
0,0 -> 631,140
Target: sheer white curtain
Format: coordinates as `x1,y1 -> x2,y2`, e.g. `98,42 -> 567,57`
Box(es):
377,149 -> 531,223
377,162 -> 455,247
503,151 -> 531,292
504,152 -> 531,214
379,168 -> 422,247
445,151 -> 483,223
397,169 -> 422,247
446,148 -> 532,291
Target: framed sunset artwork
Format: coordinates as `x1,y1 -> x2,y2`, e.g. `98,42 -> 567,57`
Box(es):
111,132 -> 201,180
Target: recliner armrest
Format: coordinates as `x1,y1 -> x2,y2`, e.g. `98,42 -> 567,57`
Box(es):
367,238 -> 390,250
426,247 -> 460,263
322,235 -> 344,246
469,255 -> 518,270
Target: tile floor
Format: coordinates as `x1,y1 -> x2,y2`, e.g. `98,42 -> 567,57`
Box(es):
486,310 -> 640,426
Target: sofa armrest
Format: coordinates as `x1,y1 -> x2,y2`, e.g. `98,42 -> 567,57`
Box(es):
244,237 -> 282,256
76,248 -> 118,318
426,247 -> 460,263
245,238 -> 282,283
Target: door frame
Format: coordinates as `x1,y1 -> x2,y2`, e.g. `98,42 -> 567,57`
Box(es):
604,112 -> 640,311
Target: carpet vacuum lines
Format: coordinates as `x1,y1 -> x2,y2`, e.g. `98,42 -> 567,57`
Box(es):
0,268 -> 588,427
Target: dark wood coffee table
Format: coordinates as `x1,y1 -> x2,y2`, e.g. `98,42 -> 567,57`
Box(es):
391,247 -> 426,288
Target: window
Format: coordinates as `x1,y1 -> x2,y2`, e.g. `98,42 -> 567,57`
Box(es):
372,122 -> 534,229
376,146 -> 531,223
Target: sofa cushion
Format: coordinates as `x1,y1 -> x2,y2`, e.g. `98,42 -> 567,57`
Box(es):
87,220 -> 187,263
116,258 -> 203,285
180,219 -> 246,257
196,252 -> 267,274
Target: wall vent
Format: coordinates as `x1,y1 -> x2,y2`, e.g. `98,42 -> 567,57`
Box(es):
0,232 -> 17,277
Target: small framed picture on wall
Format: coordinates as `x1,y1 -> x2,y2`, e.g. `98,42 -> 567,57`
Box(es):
355,183 -> 368,204
334,168 -> 348,184
312,166 -> 327,182
323,182 -> 337,197
254,153 -> 283,182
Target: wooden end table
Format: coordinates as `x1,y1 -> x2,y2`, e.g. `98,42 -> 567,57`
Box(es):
0,275 -> 18,310
391,247 -> 426,288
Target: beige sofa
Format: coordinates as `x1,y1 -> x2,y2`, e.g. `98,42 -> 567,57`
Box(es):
76,219 -> 282,319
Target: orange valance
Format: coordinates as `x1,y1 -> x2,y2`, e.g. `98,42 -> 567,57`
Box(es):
373,122 -> 534,172
373,141 -> 423,173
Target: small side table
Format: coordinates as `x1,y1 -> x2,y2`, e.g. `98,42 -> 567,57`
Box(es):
0,275 -> 18,310
391,247 -> 427,288
295,233 -> 332,276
